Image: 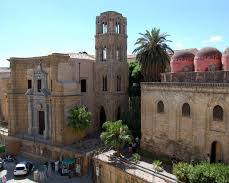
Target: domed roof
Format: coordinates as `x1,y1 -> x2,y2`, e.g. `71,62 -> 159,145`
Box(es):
223,47 -> 229,54
196,47 -> 221,57
172,50 -> 195,60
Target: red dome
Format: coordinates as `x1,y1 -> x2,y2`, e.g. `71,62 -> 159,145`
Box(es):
170,50 -> 195,73
222,47 -> 229,71
194,47 -> 222,72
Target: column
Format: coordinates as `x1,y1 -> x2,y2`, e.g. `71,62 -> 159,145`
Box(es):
27,97 -> 32,135
44,105 -> 49,139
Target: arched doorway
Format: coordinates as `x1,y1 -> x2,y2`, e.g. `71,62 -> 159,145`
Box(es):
210,141 -> 222,163
38,111 -> 45,135
99,106 -> 106,130
116,106 -> 121,120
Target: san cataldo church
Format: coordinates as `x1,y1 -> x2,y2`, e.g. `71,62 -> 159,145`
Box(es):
0,11 -> 229,164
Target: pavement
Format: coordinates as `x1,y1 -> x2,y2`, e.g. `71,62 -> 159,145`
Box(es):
0,155 -> 93,183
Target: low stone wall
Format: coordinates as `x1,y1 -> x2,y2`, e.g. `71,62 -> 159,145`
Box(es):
93,150 -> 179,183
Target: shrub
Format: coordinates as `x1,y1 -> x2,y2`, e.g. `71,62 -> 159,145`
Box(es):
152,160 -> 163,172
173,162 -> 193,183
173,162 -> 229,183
67,106 -> 91,131
131,153 -> 141,163
188,162 -> 229,183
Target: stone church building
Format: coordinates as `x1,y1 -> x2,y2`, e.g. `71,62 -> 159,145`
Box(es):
141,47 -> 229,163
6,11 -> 128,158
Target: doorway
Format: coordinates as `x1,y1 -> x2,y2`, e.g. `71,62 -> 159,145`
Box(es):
99,107 -> 106,130
210,141 -> 222,163
38,111 -> 45,135
117,106 -> 121,120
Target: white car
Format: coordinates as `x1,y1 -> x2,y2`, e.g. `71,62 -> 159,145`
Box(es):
14,161 -> 34,176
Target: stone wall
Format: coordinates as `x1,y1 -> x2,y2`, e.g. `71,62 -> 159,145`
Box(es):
161,70 -> 229,83
141,82 -> 229,163
93,151 -> 178,183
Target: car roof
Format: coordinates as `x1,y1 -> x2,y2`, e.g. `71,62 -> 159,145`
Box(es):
16,163 -> 26,167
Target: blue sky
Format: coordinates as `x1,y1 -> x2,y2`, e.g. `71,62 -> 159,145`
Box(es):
1,0 -> 229,67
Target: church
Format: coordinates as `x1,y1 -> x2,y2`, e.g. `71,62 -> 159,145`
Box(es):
141,47 -> 229,163
6,11 -> 128,159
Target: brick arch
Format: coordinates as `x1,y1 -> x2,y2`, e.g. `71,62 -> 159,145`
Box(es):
99,106 -> 107,130
182,103 -> 191,117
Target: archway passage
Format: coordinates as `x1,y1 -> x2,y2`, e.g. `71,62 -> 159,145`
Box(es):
117,106 -> 121,120
38,111 -> 45,135
210,141 -> 222,163
99,107 -> 106,131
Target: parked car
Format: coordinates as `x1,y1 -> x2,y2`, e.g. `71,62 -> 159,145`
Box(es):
14,161 -> 34,176
0,158 -> 5,169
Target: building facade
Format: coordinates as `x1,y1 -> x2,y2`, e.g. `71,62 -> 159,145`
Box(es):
0,68 -> 10,122
141,47 -> 229,163
6,11 -> 128,159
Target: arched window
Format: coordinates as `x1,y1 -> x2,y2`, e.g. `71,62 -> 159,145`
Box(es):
117,75 -> 121,91
102,22 -> 108,33
182,103 -> 190,117
157,101 -> 164,113
213,105 -> 223,121
102,75 -> 107,91
115,22 -> 120,33
117,106 -> 121,120
102,47 -> 107,61
116,49 -> 120,61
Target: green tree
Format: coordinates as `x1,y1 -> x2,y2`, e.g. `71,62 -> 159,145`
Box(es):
122,96 -> 141,137
100,120 -> 132,156
133,28 -> 173,82
67,106 -> 92,131
128,61 -> 143,97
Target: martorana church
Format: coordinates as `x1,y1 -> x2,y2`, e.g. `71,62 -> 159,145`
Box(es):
1,11 -> 128,159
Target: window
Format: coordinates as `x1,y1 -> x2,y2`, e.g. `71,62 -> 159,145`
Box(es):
213,105 -> 223,121
182,103 -> 191,117
102,75 -> 107,91
102,47 -> 107,61
115,22 -> 120,33
37,79 -> 41,92
28,80 -> 32,89
81,79 -> 87,92
116,49 -> 120,61
117,75 -> 121,91
102,22 -> 108,33
157,101 -> 164,113
51,80 -> 52,92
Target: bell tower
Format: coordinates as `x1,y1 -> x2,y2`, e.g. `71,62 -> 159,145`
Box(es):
95,11 -> 128,128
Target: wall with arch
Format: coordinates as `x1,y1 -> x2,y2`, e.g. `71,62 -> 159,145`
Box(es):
141,82 -> 229,163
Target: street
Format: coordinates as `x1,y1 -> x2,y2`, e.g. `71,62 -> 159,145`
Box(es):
0,156 -> 93,183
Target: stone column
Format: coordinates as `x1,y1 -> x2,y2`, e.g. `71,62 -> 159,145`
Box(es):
44,105 -> 49,139
48,102 -> 52,141
27,97 -> 32,135
33,108 -> 38,135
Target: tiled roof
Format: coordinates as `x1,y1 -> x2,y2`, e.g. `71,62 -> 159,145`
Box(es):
68,53 -> 95,60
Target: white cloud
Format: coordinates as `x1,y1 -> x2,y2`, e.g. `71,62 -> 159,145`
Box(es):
174,42 -> 185,50
209,35 -> 223,42
202,35 -> 223,44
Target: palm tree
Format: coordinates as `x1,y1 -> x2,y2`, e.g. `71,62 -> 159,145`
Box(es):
100,120 -> 132,157
133,28 -> 173,82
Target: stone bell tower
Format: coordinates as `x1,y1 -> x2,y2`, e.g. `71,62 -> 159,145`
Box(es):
94,11 -> 128,129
